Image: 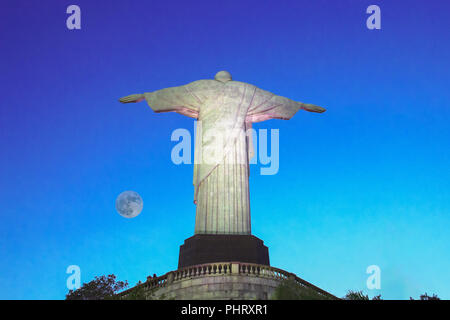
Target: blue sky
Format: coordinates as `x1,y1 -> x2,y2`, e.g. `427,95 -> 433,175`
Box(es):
0,0 -> 449,299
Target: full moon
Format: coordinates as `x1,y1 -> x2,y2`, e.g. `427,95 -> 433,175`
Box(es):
115,191 -> 143,218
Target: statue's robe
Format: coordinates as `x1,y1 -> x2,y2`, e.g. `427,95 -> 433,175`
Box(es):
144,79 -> 306,234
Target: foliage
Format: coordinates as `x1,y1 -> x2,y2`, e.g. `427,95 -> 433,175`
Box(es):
410,293 -> 440,300
120,285 -> 148,300
120,285 -> 160,300
343,290 -> 370,300
271,279 -> 334,300
344,290 -> 442,300
419,293 -> 440,300
343,290 -> 384,300
66,274 -> 128,300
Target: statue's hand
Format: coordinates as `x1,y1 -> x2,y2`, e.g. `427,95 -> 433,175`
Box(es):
302,103 -> 326,113
119,94 -> 145,104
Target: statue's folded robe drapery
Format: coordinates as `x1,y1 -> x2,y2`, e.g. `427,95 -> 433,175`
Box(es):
144,79 -> 305,234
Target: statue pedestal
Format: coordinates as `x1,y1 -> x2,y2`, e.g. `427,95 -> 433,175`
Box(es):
119,261 -> 338,300
178,234 -> 270,269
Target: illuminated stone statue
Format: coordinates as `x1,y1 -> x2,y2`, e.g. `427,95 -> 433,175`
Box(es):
119,71 -> 325,235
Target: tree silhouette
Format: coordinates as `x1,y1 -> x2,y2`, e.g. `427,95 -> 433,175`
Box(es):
344,290 -> 442,300
420,293 -> 440,300
410,293 -> 440,300
65,274 -> 128,300
343,290 -> 370,300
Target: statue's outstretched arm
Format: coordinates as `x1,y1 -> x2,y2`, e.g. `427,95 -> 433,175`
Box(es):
119,94 -> 145,103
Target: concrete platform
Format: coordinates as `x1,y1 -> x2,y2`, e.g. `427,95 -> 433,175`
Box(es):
119,262 -> 337,300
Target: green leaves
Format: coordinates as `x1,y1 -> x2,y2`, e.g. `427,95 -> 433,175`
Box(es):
271,279 -> 334,300
65,274 -> 128,300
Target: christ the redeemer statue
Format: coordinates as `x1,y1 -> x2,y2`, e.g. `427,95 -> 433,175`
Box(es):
119,71 -> 325,236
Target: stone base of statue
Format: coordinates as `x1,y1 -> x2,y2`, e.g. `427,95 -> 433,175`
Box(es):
119,261 -> 337,300
118,235 -> 337,300
178,234 -> 270,269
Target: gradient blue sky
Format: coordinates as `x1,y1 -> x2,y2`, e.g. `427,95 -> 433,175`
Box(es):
0,0 -> 449,300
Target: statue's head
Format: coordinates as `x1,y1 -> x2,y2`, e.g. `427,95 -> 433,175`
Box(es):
214,70 -> 232,83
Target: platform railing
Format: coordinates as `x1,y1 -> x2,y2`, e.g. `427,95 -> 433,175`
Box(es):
172,262 -> 233,280
118,261 -> 337,299
236,262 -> 336,299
